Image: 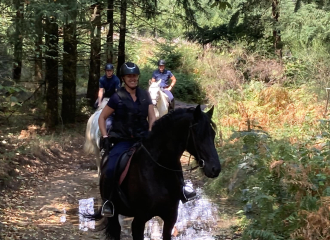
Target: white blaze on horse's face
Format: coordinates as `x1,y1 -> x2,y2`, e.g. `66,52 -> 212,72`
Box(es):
149,80 -> 161,105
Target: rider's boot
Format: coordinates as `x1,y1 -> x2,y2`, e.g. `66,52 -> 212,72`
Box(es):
169,99 -> 175,110
100,175 -> 115,217
178,172 -> 197,203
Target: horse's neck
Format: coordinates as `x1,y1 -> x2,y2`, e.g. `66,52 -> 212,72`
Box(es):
156,91 -> 168,115
145,122 -> 189,168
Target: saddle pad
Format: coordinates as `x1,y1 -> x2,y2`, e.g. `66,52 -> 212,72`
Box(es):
118,147 -> 136,185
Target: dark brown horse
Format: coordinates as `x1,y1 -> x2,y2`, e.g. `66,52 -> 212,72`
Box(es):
92,105 -> 221,240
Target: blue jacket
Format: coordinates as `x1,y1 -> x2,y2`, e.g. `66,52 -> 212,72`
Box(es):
152,69 -> 173,88
99,75 -> 121,98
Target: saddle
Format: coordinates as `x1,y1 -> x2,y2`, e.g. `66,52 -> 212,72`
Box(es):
101,142 -> 141,185
100,142 -> 142,209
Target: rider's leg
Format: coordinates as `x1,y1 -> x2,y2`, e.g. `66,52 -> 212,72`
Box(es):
101,141 -> 135,217
169,98 -> 175,110
101,152 -> 117,217
163,89 -> 175,110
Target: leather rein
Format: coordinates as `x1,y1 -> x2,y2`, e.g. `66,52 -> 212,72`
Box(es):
141,122 -> 204,172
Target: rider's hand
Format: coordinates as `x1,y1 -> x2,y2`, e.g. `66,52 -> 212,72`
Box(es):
100,136 -> 110,153
166,86 -> 172,91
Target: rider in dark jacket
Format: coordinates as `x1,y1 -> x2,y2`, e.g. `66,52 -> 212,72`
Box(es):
96,63 -> 121,108
151,59 -> 176,110
98,62 -> 156,217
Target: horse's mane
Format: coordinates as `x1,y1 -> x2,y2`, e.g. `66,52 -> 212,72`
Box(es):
150,106 -> 216,138
151,107 -> 195,134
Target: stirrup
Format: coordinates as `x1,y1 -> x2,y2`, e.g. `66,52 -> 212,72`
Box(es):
101,200 -> 115,217
182,186 -> 197,203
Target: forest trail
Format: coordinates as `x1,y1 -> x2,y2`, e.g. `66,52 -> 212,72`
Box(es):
0,102 -> 241,240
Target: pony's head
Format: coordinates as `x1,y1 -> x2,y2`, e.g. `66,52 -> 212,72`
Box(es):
186,105 -> 221,178
148,80 -> 161,105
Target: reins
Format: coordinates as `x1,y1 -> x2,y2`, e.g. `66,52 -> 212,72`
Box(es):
141,122 -> 204,172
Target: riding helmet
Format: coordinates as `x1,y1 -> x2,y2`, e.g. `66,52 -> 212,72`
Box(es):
158,59 -> 166,66
105,63 -> 114,71
120,62 -> 140,76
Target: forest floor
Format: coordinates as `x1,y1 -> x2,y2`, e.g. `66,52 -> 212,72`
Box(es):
0,101 -> 242,240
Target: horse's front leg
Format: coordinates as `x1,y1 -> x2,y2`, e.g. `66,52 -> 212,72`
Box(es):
161,205 -> 179,240
131,216 -> 149,240
104,214 -> 121,240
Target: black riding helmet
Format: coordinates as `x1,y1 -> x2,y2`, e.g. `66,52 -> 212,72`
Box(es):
120,62 -> 140,76
158,59 -> 166,66
105,63 -> 114,71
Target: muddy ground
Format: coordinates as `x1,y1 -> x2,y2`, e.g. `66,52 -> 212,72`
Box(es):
0,101 -> 241,240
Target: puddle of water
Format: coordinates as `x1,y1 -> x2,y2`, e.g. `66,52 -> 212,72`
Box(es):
78,198 -> 95,231
60,208 -> 66,223
142,187 -> 219,240
77,182 -> 219,239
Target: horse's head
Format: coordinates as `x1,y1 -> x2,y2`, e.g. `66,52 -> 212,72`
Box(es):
186,105 -> 221,178
149,80 -> 161,105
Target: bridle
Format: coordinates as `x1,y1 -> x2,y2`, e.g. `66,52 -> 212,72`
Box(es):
187,123 -> 205,169
149,86 -> 160,106
141,122 -> 205,172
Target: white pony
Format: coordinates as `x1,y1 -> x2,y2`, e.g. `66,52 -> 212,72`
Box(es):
148,80 -> 169,119
83,98 -> 110,174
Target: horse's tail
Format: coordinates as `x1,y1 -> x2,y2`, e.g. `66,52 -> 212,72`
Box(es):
83,110 -> 102,156
84,113 -> 96,154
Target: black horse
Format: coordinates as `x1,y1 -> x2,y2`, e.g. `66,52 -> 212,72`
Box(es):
93,105 -> 221,240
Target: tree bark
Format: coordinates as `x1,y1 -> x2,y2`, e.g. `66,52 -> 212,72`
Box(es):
34,10 -> 43,84
107,0 -> 114,63
45,16 -> 59,129
62,3 -> 77,124
272,0 -> 282,58
13,0 -> 24,82
116,0 -> 127,81
87,4 -> 101,106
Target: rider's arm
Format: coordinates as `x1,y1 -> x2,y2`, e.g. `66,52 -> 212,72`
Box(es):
98,88 -> 104,106
151,70 -> 157,82
168,75 -> 176,91
148,104 -> 156,131
99,105 -> 115,137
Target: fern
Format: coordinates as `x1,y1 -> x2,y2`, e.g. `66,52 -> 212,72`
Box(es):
247,229 -> 284,240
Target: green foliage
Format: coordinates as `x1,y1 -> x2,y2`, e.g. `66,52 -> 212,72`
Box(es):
171,72 -> 206,103
0,83 -> 26,114
210,0 -> 231,10
209,108 -> 330,239
151,39 -> 183,70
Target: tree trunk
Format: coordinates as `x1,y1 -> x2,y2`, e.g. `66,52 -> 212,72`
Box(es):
62,2 -> 77,124
87,4 -> 101,106
272,0 -> 282,58
106,0 -> 114,63
34,11 -> 43,84
45,17 -> 59,129
116,0 -> 127,81
13,0 -> 24,82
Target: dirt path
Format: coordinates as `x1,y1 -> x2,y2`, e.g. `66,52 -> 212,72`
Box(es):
0,135 -> 102,239
0,104 -> 240,240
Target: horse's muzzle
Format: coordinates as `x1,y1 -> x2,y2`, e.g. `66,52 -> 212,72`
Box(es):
204,161 -> 221,178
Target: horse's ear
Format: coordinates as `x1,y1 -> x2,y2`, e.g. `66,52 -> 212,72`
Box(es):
149,79 -> 152,85
193,105 -> 202,122
156,79 -> 162,85
206,105 -> 214,119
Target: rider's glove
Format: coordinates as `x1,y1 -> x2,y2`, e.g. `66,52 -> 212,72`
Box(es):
100,136 -> 111,153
